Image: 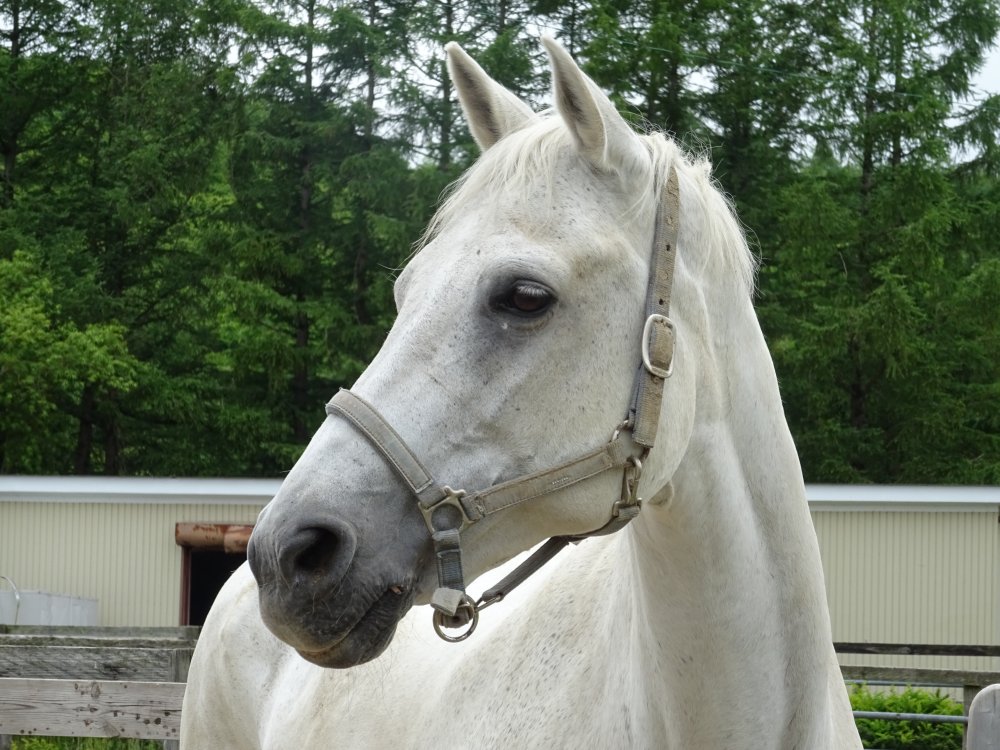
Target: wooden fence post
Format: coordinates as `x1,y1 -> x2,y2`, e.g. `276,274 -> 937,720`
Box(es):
968,683 -> 1000,750
0,734 -> 11,750
163,645 -> 191,750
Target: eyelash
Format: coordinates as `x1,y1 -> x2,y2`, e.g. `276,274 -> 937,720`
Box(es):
498,282 -> 556,316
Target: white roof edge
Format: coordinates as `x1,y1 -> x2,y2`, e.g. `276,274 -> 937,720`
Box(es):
806,484 -> 1000,502
806,484 -> 1000,512
0,477 -> 997,510
0,475 -> 283,504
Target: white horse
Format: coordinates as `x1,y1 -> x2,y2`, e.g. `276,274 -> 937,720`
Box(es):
181,37 -> 862,749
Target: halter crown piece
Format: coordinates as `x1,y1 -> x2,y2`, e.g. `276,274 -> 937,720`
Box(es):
326,170 -> 680,642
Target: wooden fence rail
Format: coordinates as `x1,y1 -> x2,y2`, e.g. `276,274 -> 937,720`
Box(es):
836,643 -> 1000,658
1,631 -> 999,747
0,628 -> 195,749
0,679 -> 184,741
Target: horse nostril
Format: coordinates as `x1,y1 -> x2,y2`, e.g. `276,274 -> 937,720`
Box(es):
274,519 -> 358,592
255,515 -> 358,594
294,528 -> 340,574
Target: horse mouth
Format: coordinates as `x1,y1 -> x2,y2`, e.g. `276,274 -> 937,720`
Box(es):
294,586 -> 411,668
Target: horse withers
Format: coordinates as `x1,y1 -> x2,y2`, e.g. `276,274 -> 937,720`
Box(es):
181,37 -> 863,750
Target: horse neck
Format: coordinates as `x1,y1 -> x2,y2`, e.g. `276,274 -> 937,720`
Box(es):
610,273 -> 836,734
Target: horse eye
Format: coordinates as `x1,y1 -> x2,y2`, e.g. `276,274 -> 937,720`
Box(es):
501,282 -> 554,315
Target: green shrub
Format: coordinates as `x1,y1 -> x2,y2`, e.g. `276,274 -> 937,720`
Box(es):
850,684 -> 964,749
12,739 -> 163,750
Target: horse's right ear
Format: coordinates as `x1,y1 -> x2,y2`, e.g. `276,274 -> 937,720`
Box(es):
446,42 -> 537,151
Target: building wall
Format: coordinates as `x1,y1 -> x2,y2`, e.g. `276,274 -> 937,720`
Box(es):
813,508 -> 1000,673
2,478 -> 999,666
0,501 -> 265,626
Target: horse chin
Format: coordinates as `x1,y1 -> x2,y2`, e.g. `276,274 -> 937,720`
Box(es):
296,623 -> 398,668
288,587 -> 411,669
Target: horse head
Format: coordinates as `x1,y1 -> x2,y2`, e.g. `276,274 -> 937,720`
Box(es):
247,38 -> 724,668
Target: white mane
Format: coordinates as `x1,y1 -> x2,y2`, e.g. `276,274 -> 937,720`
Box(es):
421,114 -> 758,298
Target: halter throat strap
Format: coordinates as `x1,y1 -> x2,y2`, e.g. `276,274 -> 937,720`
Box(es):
324,168 -> 680,638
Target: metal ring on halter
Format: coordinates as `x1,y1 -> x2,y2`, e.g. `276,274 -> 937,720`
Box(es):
432,594 -> 479,642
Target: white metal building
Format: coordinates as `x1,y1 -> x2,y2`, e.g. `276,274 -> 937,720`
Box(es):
0,477 -> 276,627
1,477 -> 998,671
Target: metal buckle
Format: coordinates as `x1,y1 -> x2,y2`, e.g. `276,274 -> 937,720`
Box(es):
432,594 -> 479,642
620,456 -> 643,509
642,314 -> 675,379
419,486 -> 474,535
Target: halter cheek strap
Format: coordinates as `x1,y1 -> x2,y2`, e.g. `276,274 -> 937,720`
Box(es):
325,169 -> 680,641
632,170 -> 680,445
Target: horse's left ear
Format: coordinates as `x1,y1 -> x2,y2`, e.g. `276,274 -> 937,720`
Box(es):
541,36 -> 647,176
446,42 -> 538,151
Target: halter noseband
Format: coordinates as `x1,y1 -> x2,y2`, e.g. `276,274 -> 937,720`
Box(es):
326,169 -> 680,641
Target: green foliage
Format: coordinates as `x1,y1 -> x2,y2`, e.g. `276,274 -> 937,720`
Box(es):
849,684 -> 963,749
12,738 -> 161,750
0,249 -> 137,472
755,0 -> 1000,482
0,0 -> 998,480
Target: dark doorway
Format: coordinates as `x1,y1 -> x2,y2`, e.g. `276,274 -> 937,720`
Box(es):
175,522 -> 254,626
187,549 -> 245,626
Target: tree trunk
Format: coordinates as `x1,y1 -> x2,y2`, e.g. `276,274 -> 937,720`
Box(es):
567,1 -> 577,57
891,32 -> 903,168
664,56 -> 680,134
366,0 -> 377,141
103,412 -> 120,476
354,236 -> 369,325
647,60 -> 659,124
850,375 -> 867,430
2,149 -> 15,209
74,386 -> 96,475
292,0 -> 316,445
860,0 -> 879,213
2,0 -> 22,208
293,310 -> 310,442
439,0 -> 454,171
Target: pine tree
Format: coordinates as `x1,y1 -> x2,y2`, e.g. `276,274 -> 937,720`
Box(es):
757,0 -> 1000,482
216,0 -> 421,469
570,0 -> 714,137
1,0 -> 243,474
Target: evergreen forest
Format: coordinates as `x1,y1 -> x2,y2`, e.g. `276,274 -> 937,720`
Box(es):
2,0 -> 999,483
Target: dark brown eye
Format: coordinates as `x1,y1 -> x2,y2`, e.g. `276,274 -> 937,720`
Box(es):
502,282 -> 554,315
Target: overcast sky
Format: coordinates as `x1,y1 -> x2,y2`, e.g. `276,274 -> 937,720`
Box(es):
973,46 -> 1000,97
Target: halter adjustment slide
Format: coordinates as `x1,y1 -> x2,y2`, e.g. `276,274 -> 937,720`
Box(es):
642,314 -> 675,379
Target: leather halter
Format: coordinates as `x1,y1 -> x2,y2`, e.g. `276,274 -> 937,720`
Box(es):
326,169 -> 680,641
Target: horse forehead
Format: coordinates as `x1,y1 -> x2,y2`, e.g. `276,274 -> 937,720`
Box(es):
419,191 -> 644,277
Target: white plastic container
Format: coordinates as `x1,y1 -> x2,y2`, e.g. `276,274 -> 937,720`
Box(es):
0,590 -> 99,625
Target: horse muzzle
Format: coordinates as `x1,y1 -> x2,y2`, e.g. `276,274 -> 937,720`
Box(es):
247,503 -> 424,668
